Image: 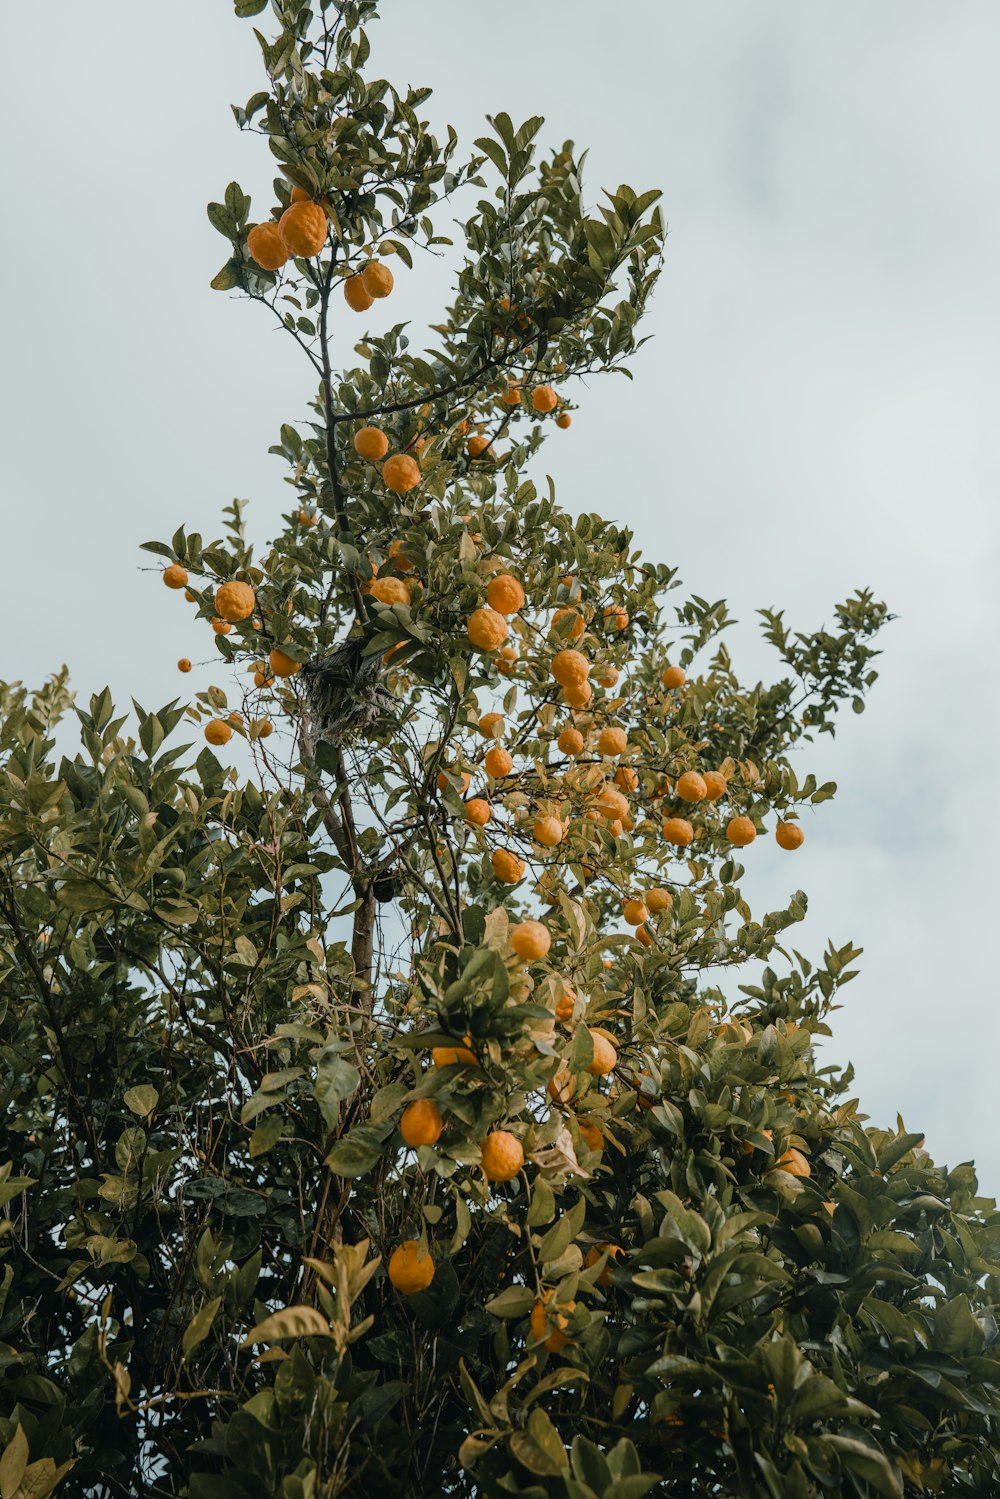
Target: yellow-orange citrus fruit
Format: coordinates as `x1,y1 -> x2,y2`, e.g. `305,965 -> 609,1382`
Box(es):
344,273 -> 374,311
502,383 -> 522,406
552,649 -> 589,688
533,815 -> 563,848
675,770 -> 708,803
555,985 -> 576,1022
491,848 -> 524,884
465,797 -> 491,827
177,658 -> 191,673
776,822 -> 805,851
256,719 -> 273,738
400,1098 -> 443,1148
623,898 -> 649,926
662,817 -> 694,847
775,1147 -> 811,1178
369,576 -> 410,607
598,726 -> 628,757
603,604 -> 628,631
703,770 -> 728,801
254,670 -> 273,689
529,1292 -> 573,1351
555,412 -> 572,429
247,221 -> 289,270
578,1120 -> 603,1155
646,887 -> 673,914
289,185 -> 311,204
215,580 -> 256,622
478,712 -> 504,738
486,574 -> 525,615
467,607 -> 508,651
635,924 -> 653,948
184,588 -> 197,602
484,745 -> 513,779
382,453 -> 421,494
596,785 -> 629,820
727,816 -> 757,848
558,726 -> 584,756
661,665 -> 687,689
279,200 -> 327,258
204,719 -> 232,747
354,425 -> 389,461
432,1041 -> 477,1067
563,681 -> 593,709
467,433 -> 493,459
587,1030 -> 618,1076
388,1240 -> 435,1294
481,1130 -> 524,1182
511,919 -> 551,961
585,1243 -> 622,1286
211,618 -> 232,636
594,664 -> 620,688
362,260 -> 394,298
163,564 -> 188,590
436,768 -> 471,794
269,648 -> 301,678
547,1063 -> 575,1104
387,538 -> 414,572
615,765 -> 639,792
531,385 -> 558,413
551,607 -> 585,640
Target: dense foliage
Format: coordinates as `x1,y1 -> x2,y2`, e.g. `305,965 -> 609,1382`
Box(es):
2,3 -> 998,1496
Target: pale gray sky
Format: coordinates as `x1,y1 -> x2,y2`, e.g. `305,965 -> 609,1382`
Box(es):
2,3 -> 998,1182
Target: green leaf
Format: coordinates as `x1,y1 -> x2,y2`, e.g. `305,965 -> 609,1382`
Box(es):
183,1296 -> 222,1360
123,1085 -> 158,1119
240,1305 -> 332,1347
485,1285 -> 535,1319
510,1407 -> 568,1476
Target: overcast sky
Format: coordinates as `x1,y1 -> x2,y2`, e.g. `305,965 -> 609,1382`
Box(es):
2,3 -> 998,1185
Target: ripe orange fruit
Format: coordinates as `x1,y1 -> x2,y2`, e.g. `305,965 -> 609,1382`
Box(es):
675,771 -> 707,803
661,665 -> 686,690
279,201 -> 327,258
776,822 -> 805,851
533,815 -> 563,848
369,577 -> 410,607
501,383 -> 522,406
531,385 -> 558,413
204,719 -> 232,747
774,1147 -> 811,1178
703,770 -> 727,801
247,221 -> 289,271
555,985 -> 576,1022
255,719 -> 273,738
484,745 -> 513,778
586,1030 -> 617,1076
491,848 -> 524,884
344,274 -> 374,312
436,768 -> 471,794
254,670 -> 273,689
530,1292 -> 569,1351
662,817 -> 695,847
593,664 -> 620,688
635,925 -> 653,948
387,538 -> 414,572
361,260 -> 393,298
551,607 -> 585,640
211,618 -> 232,636
268,648 -> 301,678
215,580 -> 256,622
646,888 -> 673,914
547,1063 -> 575,1105
557,726 -> 584,756
289,185 -> 311,204
465,797 -> 491,827
597,726 -> 627,757
511,919 -> 551,961
184,588 -> 198,603
388,1240 -> 435,1294
603,604 -> 628,631
400,1098 -> 443,1148
467,607 -> 508,651
382,454 -> 421,493
563,681 -> 593,709
615,765 -> 638,792
354,425 -> 389,461
726,816 -> 757,848
467,433 -> 493,459
177,658 -> 191,673
481,1130 -> 524,1182
163,564 -> 188,590
478,712 -> 504,738
585,1243 -> 622,1286
578,1120 -> 603,1156
595,785 -> 629,820
432,1041 -> 478,1067
555,412 -> 572,429
551,649 -> 589,688
486,574 -> 525,615
622,898 -> 649,926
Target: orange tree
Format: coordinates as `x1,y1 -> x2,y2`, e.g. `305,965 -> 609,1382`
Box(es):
2,3 -> 999,1496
